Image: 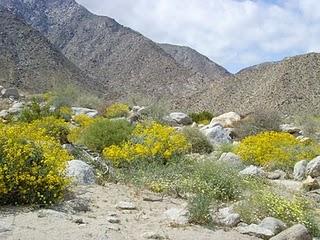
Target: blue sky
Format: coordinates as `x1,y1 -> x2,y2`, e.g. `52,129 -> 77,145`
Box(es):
76,0 -> 320,73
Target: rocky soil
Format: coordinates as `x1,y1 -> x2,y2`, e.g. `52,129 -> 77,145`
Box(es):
0,183 -> 260,240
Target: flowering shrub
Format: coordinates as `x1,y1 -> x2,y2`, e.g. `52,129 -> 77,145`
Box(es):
103,122 -> 190,166
31,116 -> 70,143
67,114 -> 95,143
235,131 -> 320,170
0,123 -> 71,205
237,189 -> 320,236
104,103 -> 129,119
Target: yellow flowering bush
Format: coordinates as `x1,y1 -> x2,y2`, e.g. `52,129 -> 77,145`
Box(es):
0,123 -> 71,205
103,122 -> 190,166
68,114 -> 96,143
104,103 -> 129,118
31,116 -> 70,143
235,131 -> 320,170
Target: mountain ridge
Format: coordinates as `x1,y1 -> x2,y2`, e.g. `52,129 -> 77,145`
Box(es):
0,5 -> 99,94
0,0 -> 229,104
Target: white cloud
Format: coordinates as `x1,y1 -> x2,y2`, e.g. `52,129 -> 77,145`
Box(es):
76,0 -> 320,72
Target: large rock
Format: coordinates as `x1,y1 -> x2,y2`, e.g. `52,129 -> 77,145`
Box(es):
306,156 -> 320,178
212,206 -> 241,227
237,217 -> 286,239
8,102 -> 25,114
302,176 -> 319,191
210,112 -> 241,128
218,152 -> 243,167
72,107 -> 98,117
164,207 -> 188,225
1,88 -> 20,99
293,160 -> 308,181
279,124 -> 301,134
239,165 -> 265,177
271,180 -> 303,192
0,110 -> 9,118
269,224 -> 311,240
0,221 -> 11,233
168,112 -> 192,125
66,160 -> 95,185
201,124 -> 232,145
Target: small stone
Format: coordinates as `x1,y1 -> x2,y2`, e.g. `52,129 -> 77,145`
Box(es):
271,180 -> 303,192
72,107 -> 98,117
218,152 -> 243,167
142,231 -> 167,239
116,201 -> 137,210
237,217 -> 286,239
37,209 -> 68,219
0,221 -> 11,233
237,224 -> 275,239
270,224 -> 311,240
293,160 -> 308,181
164,208 -> 188,225
212,207 -> 241,227
107,217 -> 120,224
73,218 -> 85,224
302,176 -> 320,191
106,225 -> 121,231
239,165 -> 265,177
267,172 -> 282,180
168,112 -> 192,125
143,194 -> 163,202
259,217 -> 287,235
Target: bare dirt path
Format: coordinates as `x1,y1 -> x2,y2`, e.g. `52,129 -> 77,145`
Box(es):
0,183 -> 260,240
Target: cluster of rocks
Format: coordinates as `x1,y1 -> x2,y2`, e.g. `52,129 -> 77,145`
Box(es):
0,86 -> 21,100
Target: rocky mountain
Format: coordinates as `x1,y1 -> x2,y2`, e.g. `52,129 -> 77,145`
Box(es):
158,43 -> 231,80
0,0 -> 228,104
0,6 -> 98,94
191,52 -> 320,116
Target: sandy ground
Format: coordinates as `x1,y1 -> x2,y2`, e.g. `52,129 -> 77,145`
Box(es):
0,183 -> 261,240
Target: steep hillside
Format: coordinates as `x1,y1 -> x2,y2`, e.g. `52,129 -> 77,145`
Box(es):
159,43 -> 231,80
191,53 -> 320,115
0,6 -> 98,93
0,0 -> 222,103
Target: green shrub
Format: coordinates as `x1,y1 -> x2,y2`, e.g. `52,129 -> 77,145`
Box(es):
104,103 -> 129,119
128,95 -> 170,122
235,131 -> 320,170
18,99 -> 51,123
218,143 -> 235,154
188,193 -> 212,225
0,123 -> 71,205
233,110 -> 281,140
182,127 -> 213,154
236,188 -> 320,236
79,119 -> 133,152
294,115 -> 320,141
186,161 -> 243,202
189,111 -> 214,125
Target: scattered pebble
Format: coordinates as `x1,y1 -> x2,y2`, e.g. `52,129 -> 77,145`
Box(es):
116,201 -> 137,210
